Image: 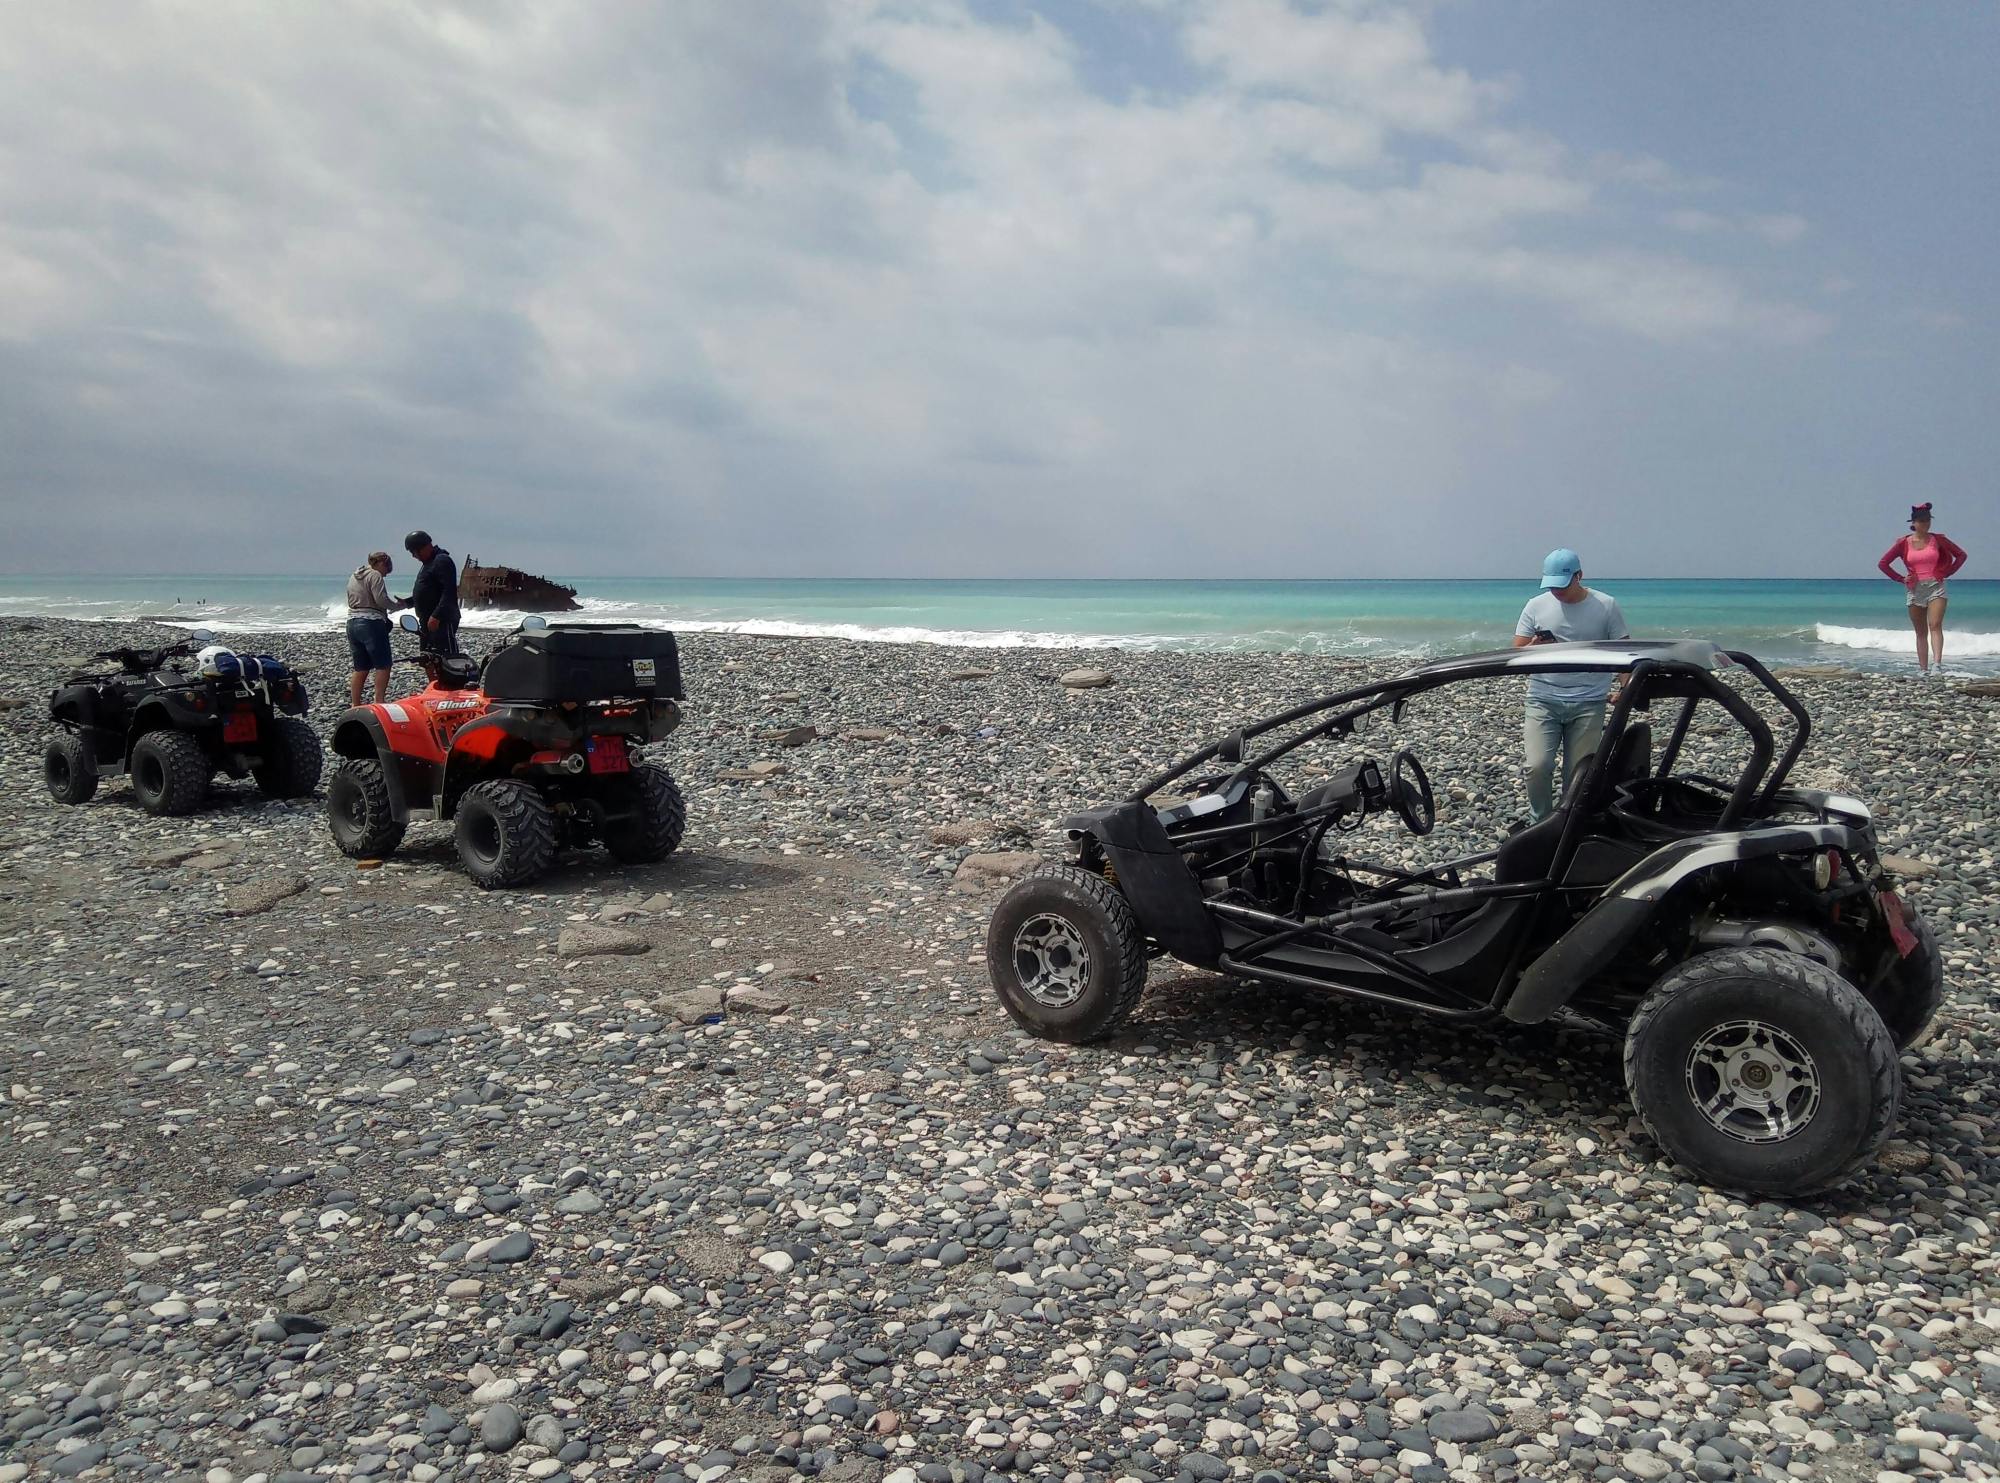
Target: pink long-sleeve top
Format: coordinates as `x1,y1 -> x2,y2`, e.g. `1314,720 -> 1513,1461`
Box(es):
1879,533 -> 1968,584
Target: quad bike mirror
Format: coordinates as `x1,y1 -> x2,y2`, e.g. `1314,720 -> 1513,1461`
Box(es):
189,628 -> 215,645
1217,728 -> 1245,764
398,612 -> 422,633
519,615 -> 548,632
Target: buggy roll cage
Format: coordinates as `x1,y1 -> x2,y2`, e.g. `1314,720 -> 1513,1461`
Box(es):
1133,641 -> 1809,823
1098,642 -> 1815,1019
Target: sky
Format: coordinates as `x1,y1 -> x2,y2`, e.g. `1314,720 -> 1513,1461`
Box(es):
1,0 -> 1994,579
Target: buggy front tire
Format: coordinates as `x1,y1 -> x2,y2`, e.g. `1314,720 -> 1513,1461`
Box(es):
1624,947 -> 1899,1197
987,863 -> 1149,1043
602,764 -> 686,864
454,779 -> 557,889
45,733 -> 98,805
130,731 -> 210,816
327,759 -> 406,859
254,717 -> 324,799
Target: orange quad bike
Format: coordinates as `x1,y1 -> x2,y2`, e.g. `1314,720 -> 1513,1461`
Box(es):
325,614 -> 685,888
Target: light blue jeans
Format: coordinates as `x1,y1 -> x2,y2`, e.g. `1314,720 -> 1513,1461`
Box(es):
1524,698 -> 1606,822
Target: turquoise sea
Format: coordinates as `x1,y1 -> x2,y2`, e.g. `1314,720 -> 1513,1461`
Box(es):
2,576 -> 1997,673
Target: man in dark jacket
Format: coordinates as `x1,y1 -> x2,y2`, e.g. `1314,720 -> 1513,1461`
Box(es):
404,531 -> 461,656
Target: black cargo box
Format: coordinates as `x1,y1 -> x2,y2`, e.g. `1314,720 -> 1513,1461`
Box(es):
482,624 -> 684,703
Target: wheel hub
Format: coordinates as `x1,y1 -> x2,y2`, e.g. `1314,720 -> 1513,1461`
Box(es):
1013,913 -> 1091,1009
1684,1019 -> 1821,1144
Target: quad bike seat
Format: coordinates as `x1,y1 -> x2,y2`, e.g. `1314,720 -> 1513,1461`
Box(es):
434,656 -> 481,690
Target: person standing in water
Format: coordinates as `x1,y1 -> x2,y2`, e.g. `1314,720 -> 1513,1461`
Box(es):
1878,503 -> 1968,676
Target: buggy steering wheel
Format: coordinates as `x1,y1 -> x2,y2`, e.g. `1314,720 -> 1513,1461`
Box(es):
1390,748 -> 1434,836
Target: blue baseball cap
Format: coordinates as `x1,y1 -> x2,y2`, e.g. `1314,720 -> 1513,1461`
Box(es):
1540,548 -> 1582,589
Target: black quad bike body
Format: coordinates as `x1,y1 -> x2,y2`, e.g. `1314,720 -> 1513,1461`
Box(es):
988,641 -> 1943,1196
325,614 -> 687,888
44,630 -> 321,816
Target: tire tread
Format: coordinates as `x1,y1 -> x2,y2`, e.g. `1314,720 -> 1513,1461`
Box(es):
131,730 -> 210,816
1001,861 -> 1150,1040
457,778 -> 557,889
255,717 -> 324,799
1624,946 -> 1899,1195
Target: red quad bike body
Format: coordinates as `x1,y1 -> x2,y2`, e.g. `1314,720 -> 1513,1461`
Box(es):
324,619 -> 687,888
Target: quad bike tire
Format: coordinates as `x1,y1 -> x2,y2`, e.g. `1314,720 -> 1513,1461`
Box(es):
45,733 -> 98,805
987,862 -> 1149,1043
454,779 -> 557,889
1870,912 -> 1944,1053
130,730 -> 211,817
327,758 -> 406,859
602,764 -> 687,864
1624,946 -> 1899,1197
254,717 -> 324,799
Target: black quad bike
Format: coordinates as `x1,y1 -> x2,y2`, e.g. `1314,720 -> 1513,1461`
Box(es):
45,629 -> 322,815
987,641 -> 1944,1196
325,613 -> 687,888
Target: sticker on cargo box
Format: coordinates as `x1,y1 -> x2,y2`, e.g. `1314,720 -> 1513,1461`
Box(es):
632,658 -> 657,686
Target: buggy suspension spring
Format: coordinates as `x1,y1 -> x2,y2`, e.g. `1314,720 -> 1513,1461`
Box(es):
1100,858 -> 1119,887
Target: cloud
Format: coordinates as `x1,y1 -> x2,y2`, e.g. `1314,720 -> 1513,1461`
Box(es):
0,0 -> 1844,575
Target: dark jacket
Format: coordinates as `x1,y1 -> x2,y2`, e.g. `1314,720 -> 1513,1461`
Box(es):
411,547 -> 460,626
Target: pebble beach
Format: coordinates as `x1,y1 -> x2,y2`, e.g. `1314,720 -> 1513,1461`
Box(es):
2,615 -> 1997,1483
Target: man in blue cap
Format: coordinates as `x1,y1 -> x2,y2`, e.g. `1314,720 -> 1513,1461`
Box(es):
1512,548 -> 1629,822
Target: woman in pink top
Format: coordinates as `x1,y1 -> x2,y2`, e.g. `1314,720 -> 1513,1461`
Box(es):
1878,502 -> 1969,675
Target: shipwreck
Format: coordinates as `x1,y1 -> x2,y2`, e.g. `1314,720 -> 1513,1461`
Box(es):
460,557 -> 582,613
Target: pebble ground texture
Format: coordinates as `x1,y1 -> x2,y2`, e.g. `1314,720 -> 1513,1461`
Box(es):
2,616 -> 1997,1483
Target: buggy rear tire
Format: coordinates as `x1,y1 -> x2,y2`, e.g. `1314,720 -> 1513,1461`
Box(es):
254,717 -> 324,799
1870,911 -> 1944,1052
454,779 -> 556,889
45,733 -> 97,805
1624,947 -> 1899,1197
602,764 -> 686,864
327,759 -> 406,859
130,730 -> 210,816
987,863 -> 1148,1043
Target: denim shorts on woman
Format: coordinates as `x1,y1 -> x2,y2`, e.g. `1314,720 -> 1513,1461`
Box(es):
346,614 -> 392,670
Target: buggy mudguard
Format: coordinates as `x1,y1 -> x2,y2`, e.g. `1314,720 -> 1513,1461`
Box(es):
1066,800 -> 1224,967
1501,822 -> 1863,1024
330,708 -> 414,820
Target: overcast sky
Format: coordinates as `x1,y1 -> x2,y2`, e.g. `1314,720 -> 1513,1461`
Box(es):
3,1 -> 1994,578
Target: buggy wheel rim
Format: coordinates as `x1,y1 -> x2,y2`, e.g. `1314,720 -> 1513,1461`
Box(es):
1683,1018 -> 1821,1145
48,751 -> 72,789
1013,913 -> 1092,1009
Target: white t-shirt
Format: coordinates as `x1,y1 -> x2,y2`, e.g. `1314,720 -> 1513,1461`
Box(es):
1515,588 -> 1629,703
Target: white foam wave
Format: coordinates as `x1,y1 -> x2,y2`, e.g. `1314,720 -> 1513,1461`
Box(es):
1816,623 -> 2000,658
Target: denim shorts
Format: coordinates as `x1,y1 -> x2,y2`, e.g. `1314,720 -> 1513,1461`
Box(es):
346,615 -> 392,671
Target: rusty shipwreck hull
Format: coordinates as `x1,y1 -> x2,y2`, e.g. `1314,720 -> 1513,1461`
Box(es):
459,558 -> 582,613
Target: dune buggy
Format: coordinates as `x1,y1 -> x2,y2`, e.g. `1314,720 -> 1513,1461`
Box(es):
987,641 -> 1942,1196
45,629 -> 321,815
326,613 -> 686,888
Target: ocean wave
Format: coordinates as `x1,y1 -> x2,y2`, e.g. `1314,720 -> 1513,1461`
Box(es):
1816,623 -> 2000,658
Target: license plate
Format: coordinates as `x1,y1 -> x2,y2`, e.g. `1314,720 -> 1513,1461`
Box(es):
586,738 -> 629,774
632,658 -> 657,686
224,711 -> 258,744
1879,890 -> 1919,958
